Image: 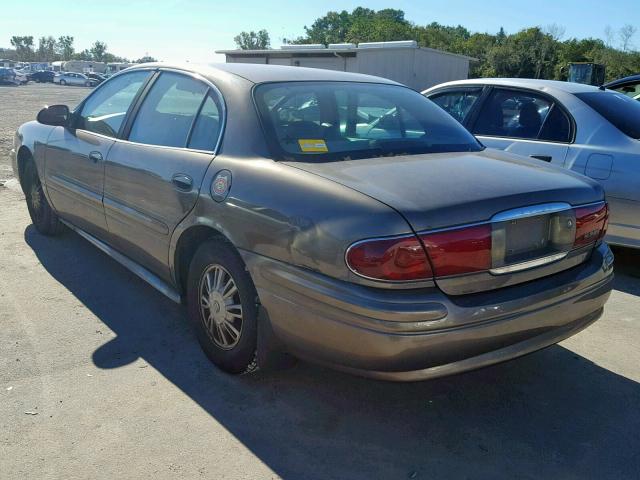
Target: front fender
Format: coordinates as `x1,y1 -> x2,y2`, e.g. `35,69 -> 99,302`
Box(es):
13,121 -> 56,186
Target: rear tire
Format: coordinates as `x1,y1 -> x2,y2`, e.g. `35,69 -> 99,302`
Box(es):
187,239 -> 259,375
23,161 -> 63,236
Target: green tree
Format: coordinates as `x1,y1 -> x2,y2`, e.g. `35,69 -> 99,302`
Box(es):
134,55 -> 158,63
37,36 -> 57,61
233,30 -> 270,49
10,35 -> 34,61
56,36 -> 74,60
89,41 -> 108,62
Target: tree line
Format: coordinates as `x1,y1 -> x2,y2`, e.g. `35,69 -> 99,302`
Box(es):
235,7 -> 639,82
1,35 -> 156,64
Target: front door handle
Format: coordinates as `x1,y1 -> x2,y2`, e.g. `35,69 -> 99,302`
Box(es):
88,151 -> 103,163
530,154 -> 552,162
172,173 -> 193,190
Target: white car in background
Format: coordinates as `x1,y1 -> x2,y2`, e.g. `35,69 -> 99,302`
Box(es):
423,79 -> 640,248
53,72 -> 97,87
12,69 -> 29,85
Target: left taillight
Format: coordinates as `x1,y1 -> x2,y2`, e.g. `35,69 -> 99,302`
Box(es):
345,235 -> 433,281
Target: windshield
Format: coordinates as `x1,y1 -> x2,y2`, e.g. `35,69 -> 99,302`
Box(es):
254,81 -> 482,162
575,90 -> 640,139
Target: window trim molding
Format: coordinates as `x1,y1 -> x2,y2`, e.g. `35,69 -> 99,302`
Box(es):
121,67 -> 227,155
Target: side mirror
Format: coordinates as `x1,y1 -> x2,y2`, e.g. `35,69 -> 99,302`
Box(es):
37,104 -> 70,127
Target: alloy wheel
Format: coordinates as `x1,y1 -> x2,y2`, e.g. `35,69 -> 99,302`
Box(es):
199,264 -> 243,350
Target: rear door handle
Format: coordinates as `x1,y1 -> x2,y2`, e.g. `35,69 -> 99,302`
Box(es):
88,151 -> 103,163
171,173 -> 193,190
530,154 -> 552,162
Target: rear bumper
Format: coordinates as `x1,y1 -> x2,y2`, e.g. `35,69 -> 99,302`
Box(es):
243,242 -> 614,381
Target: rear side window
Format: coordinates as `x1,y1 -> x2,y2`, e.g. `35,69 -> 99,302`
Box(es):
77,70 -> 151,138
538,105 -> 571,142
576,91 -> 640,139
188,94 -> 223,151
429,88 -> 482,123
129,72 -> 208,148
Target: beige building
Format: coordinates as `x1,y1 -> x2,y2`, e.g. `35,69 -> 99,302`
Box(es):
216,40 -> 475,91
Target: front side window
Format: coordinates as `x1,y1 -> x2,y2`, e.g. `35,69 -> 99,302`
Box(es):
429,88 -> 482,124
473,88 -> 553,140
128,72 -> 208,148
576,90 -> 640,139
254,82 -> 482,162
77,70 -> 151,138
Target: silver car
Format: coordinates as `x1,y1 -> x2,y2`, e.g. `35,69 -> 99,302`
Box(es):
423,79 -> 640,248
12,64 -> 613,381
54,71 -> 96,87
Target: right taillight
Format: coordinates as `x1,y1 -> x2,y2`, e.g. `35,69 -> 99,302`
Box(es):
574,202 -> 608,247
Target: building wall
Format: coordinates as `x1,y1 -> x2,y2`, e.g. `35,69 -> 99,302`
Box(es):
413,49 -> 469,90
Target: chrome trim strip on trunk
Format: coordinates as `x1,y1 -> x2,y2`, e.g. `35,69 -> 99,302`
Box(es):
60,219 -> 181,303
489,251 -> 569,275
491,202 -> 572,222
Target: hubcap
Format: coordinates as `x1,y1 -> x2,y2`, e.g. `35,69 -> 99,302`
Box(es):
199,264 -> 243,350
30,182 -> 43,220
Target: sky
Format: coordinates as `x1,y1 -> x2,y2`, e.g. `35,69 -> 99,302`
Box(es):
1,0 -> 639,63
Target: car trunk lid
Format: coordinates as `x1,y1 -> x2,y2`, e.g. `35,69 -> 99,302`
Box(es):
285,149 -> 606,294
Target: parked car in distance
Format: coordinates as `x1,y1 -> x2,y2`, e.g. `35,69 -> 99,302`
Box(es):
604,74 -> 640,100
86,72 -> 107,85
29,70 -> 55,83
12,69 -> 29,85
423,78 -> 640,249
12,64 -> 613,381
0,67 -> 16,84
53,71 -> 97,87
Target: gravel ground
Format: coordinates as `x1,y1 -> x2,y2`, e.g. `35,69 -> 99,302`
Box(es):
1,85 -> 639,479
0,83 -> 90,181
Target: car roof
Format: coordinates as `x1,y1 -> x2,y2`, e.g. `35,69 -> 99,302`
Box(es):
423,78 -> 603,95
127,62 -> 400,86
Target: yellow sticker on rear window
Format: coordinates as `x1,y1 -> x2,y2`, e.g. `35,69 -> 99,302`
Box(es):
298,139 -> 328,153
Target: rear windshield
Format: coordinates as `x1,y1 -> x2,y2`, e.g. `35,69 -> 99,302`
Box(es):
575,91 -> 640,139
254,81 -> 482,162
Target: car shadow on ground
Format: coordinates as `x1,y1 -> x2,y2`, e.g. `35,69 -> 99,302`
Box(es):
25,226 -> 640,479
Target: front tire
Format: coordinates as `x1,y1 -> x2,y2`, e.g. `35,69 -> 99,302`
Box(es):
23,161 -> 63,235
187,239 -> 259,374
59,79 -> 66,86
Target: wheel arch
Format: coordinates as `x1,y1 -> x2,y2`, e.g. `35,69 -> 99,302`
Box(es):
17,145 -> 34,192
172,224 -> 234,296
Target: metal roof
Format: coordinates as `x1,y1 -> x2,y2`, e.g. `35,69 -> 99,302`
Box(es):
423,78 -> 603,94
216,46 -> 476,62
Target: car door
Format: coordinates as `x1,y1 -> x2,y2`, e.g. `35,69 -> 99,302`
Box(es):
44,70 -> 153,238
103,70 -> 224,279
468,87 -> 572,166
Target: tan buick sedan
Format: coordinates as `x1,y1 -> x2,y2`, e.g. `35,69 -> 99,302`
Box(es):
12,63 -> 613,381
